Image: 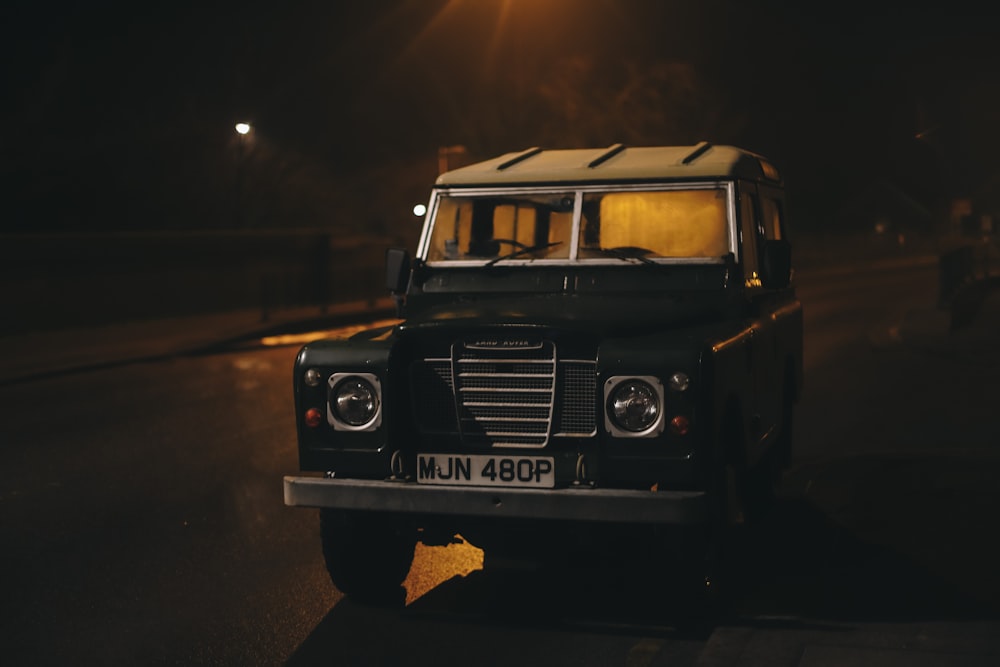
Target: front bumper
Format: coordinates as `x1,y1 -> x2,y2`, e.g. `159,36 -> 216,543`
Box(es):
283,475 -> 706,525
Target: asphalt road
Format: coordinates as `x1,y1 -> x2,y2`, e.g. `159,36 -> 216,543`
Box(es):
2,260 -> 999,666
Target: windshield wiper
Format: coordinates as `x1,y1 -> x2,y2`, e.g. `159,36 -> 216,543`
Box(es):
579,245 -> 659,266
484,241 -> 563,267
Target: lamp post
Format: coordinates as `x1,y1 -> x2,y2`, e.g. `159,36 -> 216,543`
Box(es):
234,122 -> 252,227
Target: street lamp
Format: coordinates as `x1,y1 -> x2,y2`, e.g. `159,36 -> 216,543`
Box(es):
234,123 -> 252,227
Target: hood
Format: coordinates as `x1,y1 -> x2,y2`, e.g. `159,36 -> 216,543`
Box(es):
397,292 -> 734,339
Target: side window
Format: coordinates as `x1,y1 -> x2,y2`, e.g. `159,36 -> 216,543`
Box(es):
760,195 -> 785,241
740,191 -> 761,287
739,190 -> 762,288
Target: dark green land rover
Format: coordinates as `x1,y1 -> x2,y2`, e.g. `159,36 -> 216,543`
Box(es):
284,142 -> 803,606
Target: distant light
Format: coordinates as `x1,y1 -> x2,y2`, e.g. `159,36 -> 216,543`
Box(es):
235,123 -> 251,135
412,204 -> 427,217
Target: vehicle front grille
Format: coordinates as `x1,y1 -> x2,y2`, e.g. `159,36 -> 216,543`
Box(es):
411,338 -> 596,448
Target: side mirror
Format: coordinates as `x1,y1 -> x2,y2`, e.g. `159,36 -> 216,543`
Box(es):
385,247 -> 411,294
760,239 -> 792,289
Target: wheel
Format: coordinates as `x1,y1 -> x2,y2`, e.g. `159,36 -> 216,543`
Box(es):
663,478 -> 737,625
319,509 -> 417,606
671,413 -> 748,622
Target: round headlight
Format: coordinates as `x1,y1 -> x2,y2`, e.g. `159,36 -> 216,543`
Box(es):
608,380 -> 661,432
332,377 -> 379,426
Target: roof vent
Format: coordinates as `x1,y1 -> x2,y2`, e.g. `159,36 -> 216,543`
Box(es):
587,143 -> 626,168
681,141 -> 713,164
496,147 -> 543,171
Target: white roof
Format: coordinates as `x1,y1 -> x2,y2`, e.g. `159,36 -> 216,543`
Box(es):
435,142 -> 781,187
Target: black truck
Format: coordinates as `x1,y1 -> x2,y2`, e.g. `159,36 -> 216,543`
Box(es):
284,142 -> 803,607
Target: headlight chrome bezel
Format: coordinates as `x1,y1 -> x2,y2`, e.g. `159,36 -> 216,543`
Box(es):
604,375 -> 665,437
328,372 -> 382,431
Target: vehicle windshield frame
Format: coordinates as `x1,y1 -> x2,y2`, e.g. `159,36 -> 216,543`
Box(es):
416,182 -> 738,267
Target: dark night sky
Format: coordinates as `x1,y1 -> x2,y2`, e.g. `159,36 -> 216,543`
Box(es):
3,0 -> 998,235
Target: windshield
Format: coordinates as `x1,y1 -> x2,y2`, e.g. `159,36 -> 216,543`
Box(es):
425,192 -> 574,263
421,185 -> 732,265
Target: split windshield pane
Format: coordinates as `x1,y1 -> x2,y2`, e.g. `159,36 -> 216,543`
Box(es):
579,189 -> 729,259
426,192 -> 574,262
425,186 -> 731,263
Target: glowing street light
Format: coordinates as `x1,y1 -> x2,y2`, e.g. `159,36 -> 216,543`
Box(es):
233,122 -> 253,227
413,203 -> 427,217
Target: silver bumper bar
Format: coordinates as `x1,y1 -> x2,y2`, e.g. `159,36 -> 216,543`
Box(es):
283,476 -> 706,525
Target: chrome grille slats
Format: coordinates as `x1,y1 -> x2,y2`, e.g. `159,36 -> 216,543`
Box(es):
409,339 -> 597,446
454,339 -> 556,448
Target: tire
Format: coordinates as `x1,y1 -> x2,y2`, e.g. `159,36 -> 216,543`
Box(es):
662,487 -> 732,625
672,411 -> 748,622
319,509 -> 417,606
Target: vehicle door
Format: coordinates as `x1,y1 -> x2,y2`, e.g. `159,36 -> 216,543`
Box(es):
737,182 -> 782,463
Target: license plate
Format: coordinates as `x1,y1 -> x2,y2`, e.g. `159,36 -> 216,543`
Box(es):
417,453 -> 555,488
